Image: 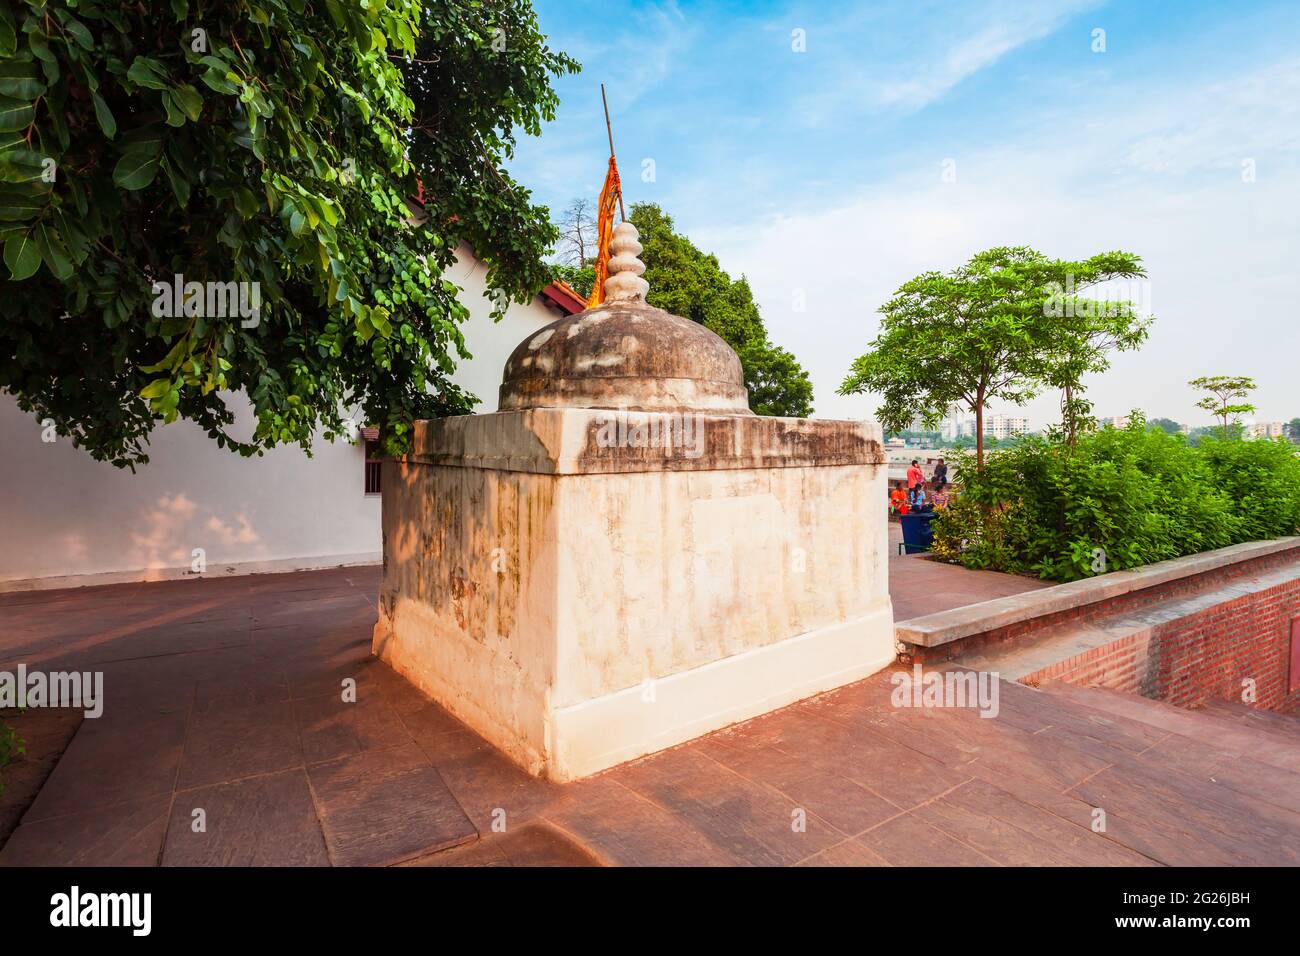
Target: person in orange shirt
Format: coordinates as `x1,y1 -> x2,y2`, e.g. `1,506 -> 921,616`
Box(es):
907,459 -> 924,490
889,484 -> 909,516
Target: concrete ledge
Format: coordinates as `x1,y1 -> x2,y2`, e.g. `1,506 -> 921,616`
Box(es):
896,536 -> 1300,648
0,551 -> 382,594
549,602 -> 896,781
405,408 -> 885,475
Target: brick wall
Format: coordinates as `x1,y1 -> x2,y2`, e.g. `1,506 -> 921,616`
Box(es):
1020,577 -> 1300,713
910,547 -> 1300,714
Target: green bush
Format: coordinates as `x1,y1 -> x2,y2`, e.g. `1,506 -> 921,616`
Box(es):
931,417 -> 1300,582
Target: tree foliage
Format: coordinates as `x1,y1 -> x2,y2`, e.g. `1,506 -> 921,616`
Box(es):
1038,254 -> 1150,447
839,247 -> 1151,466
0,0 -> 576,466
553,202 -> 814,417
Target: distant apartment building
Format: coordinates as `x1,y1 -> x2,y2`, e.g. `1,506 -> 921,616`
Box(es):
938,412 -> 1028,440
1248,421 -> 1287,439
1102,414 -> 1130,429
987,414 -> 1030,440
940,413 -> 976,440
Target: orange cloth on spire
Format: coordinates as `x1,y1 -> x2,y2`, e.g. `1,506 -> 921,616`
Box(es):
587,155 -> 622,308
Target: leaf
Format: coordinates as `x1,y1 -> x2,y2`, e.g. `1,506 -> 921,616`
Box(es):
35,222 -> 72,279
0,6 -> 14,58
171,0 -> 189,18
0,147 -> 47,183
27,32 -> 52,63
0,188 -> 44,220
0,96 -> 34,132
140,378 -> 172,400
61,17 -> 95,51
126,57 -> 171,91
0,75 -> 44,100
91,92 -> 116,138
170,84 -> 203,122
113,148 -> 161,191
200,68 -> 240,96
161,156 -> 191,205
3,231 -> 39,280
162,94 -> 185,127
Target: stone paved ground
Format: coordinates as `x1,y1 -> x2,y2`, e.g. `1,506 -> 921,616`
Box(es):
1,566 -> 1297,866
887,521 -> 1052,621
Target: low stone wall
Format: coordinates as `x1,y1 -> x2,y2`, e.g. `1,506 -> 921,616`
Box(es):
896,538 -> 1300,713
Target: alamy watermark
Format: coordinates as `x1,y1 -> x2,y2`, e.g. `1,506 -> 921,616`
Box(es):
50,886 -> 150,936
890,664 -> 1000,718
0,664 -> 103,718
1043,273 -> 1152,319
151,274 -> 261,328
593,408 -> 706,459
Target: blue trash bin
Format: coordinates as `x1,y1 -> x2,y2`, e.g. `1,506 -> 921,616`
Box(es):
899,510 -> 939,554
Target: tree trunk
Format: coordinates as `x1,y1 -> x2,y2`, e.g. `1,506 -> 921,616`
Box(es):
975,400 -> 985,470
1064,384 -> 1076,451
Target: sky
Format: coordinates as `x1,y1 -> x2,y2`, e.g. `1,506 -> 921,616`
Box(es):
509,0 -> 1300,427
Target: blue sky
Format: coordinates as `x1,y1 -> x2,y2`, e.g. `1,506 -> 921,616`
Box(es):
509,0 -> 1300,425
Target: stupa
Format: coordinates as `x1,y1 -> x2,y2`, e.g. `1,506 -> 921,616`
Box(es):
372,222 -> 895,780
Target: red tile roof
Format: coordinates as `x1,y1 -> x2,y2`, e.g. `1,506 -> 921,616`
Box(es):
540,279 -> 587,316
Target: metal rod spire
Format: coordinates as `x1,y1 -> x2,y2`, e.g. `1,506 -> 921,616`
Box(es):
601,83 -> 626,221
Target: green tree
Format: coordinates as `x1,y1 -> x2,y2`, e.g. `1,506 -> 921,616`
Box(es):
552,202 -> 813,417
1149,417 -> 1182,434
1190,375 -> 1257,439
1037,254 -> 1151,448
0,1 -> 576,466
841,247 -> 1149,467
840,248 -> 1037,468
1286,418 -> 1300,443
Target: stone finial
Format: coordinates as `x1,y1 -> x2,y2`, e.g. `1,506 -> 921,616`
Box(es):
603,221 -> 649,303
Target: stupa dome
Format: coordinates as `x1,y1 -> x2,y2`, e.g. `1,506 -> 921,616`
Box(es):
499,222 -> 750,414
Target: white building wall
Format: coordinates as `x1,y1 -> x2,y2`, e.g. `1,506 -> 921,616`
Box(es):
0,244 -> 562,588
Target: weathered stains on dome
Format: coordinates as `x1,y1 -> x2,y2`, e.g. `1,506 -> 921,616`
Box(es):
500,220 -> 751,413
499,301 -> 750,413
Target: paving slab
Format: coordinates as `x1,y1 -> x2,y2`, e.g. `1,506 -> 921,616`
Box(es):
1,566 -> 1296,867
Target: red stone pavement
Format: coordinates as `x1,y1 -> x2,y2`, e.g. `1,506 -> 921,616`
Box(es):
0,564 -> 1296,867
887,522 -> 1052,621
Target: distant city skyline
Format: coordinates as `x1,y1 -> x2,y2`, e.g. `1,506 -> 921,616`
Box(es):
513,0 -> 1300,427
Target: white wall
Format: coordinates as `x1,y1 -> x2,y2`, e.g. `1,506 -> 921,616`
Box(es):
0,245 -> 562,587
446,244 -> 557,412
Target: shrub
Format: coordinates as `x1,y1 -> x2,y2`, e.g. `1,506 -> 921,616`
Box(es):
931,418 -> 1300,582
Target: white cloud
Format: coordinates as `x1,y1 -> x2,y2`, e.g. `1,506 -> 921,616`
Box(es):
790,0 -> 1102,122
696,55 -> 1300,427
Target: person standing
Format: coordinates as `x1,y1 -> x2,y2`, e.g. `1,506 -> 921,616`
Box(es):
906,459 -> 924,494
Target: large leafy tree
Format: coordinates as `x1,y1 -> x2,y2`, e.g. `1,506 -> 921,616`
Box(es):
0,0 -> 576,467
839,246 -> 1150,467
553,202 -> 814,417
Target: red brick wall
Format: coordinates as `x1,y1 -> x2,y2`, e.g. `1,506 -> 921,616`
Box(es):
1020,577 -> 1300,713
910,548 -> 1300,714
